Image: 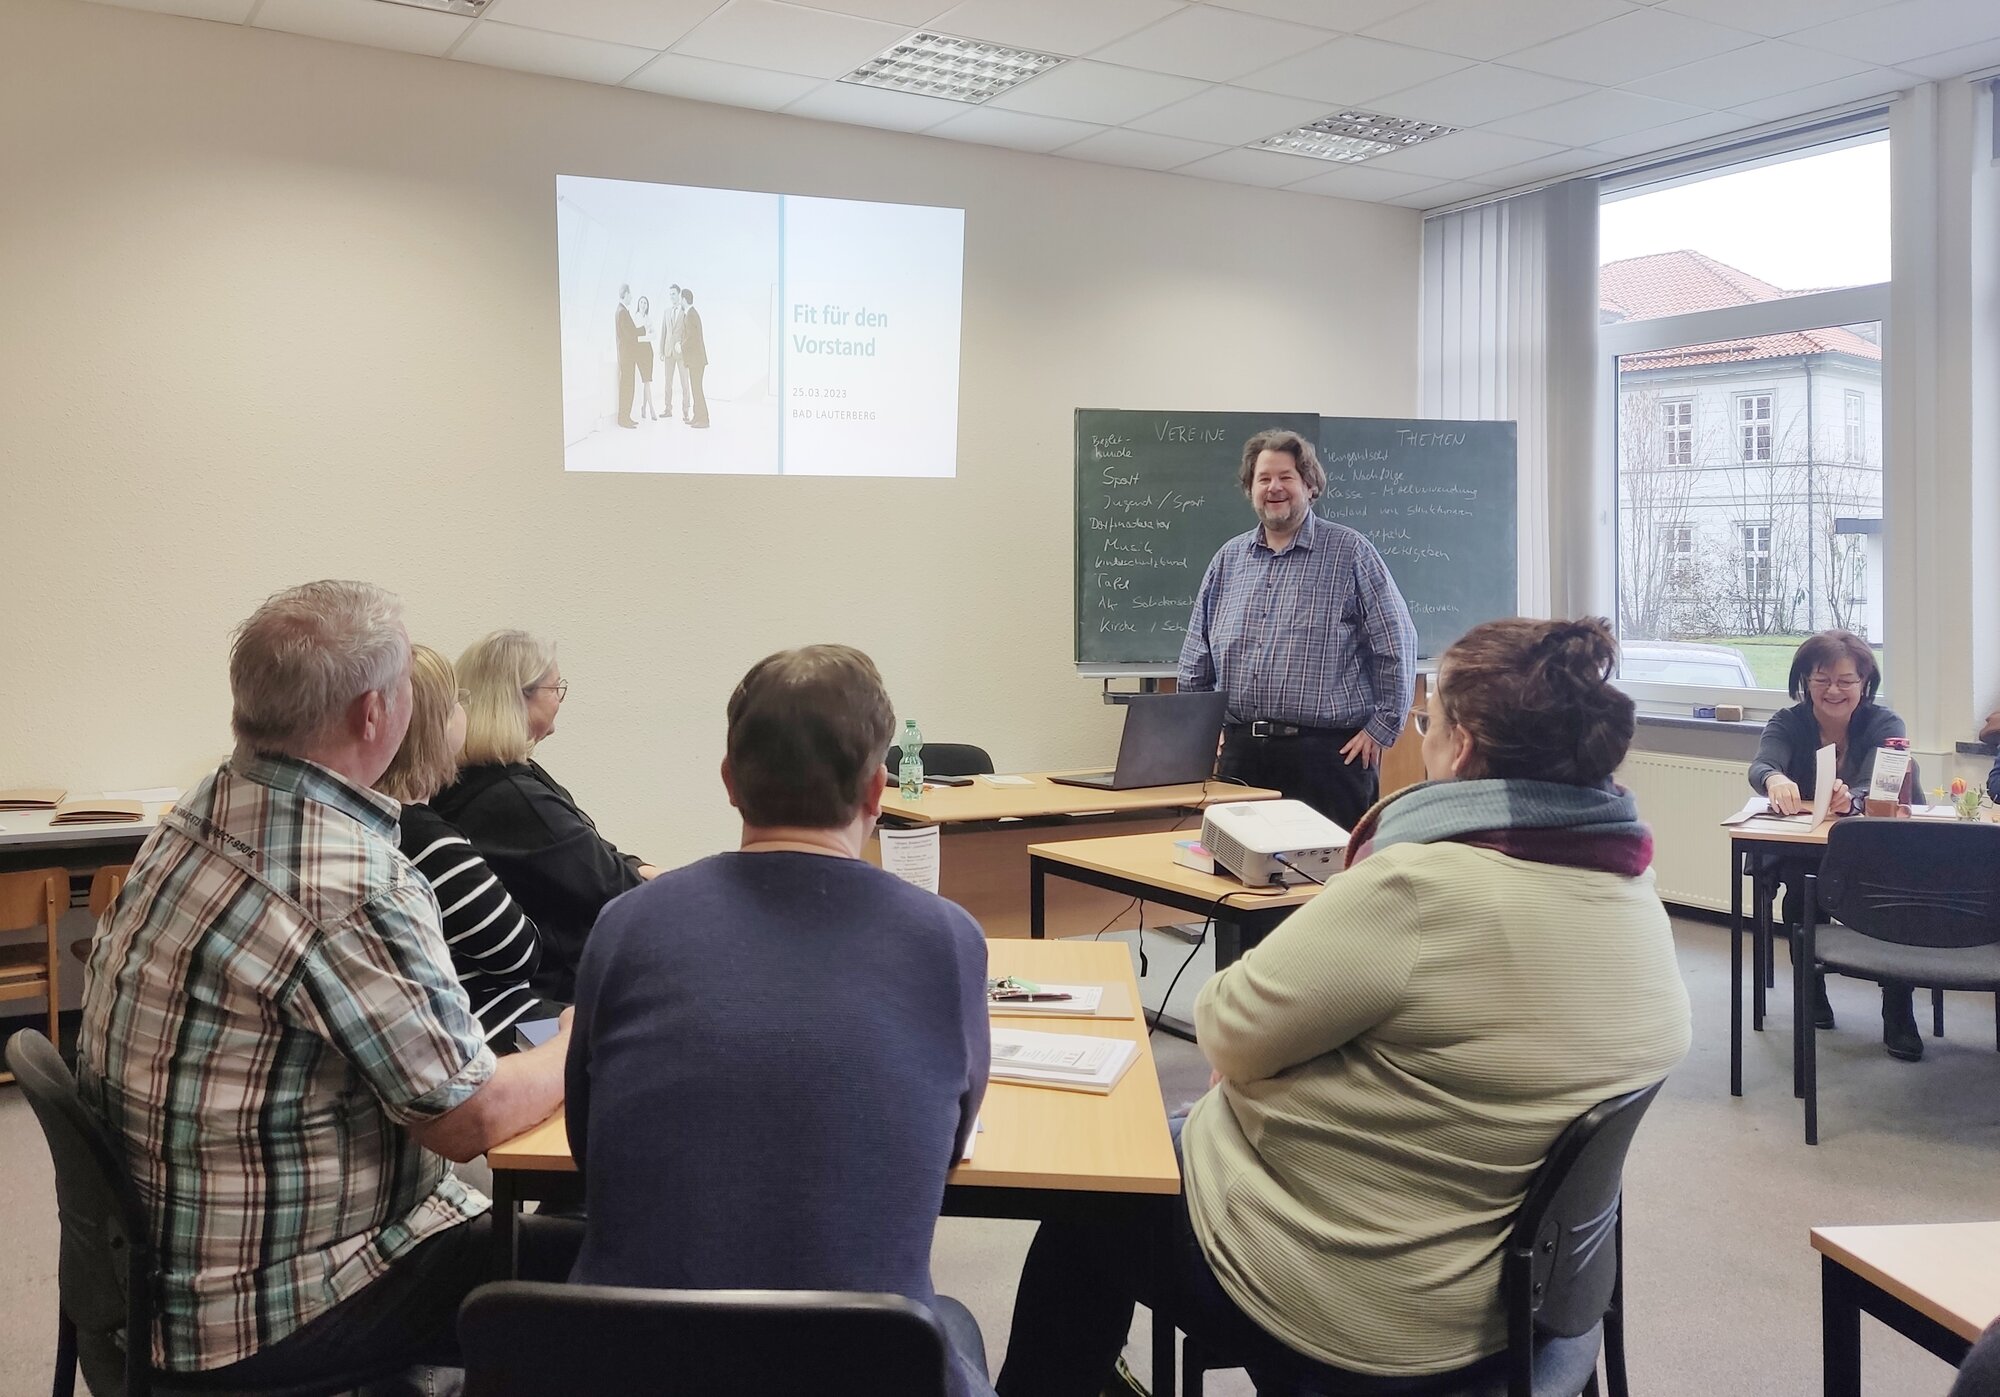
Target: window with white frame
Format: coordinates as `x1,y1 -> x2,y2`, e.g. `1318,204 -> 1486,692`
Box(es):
1661,398 -> 1693,466
1603,127 -> 1889,691
1736,393 -> 1773,462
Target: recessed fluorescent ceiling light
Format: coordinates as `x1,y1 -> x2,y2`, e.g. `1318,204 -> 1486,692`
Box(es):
373,0 -> 490,14
1257,109 -> 1459,163
842,32 -> 1063,104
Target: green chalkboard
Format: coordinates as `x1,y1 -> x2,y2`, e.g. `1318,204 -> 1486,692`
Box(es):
1075,409 -> 1517,669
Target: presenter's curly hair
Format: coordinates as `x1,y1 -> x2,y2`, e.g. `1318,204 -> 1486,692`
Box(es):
1438,617 -> 1635,786
1237,429 -> 1327,499
727,645 -> 894,828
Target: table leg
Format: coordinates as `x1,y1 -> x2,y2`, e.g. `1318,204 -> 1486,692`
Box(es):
1030,857 -> 1046,940
1821,1257 -> 1862,1397
1731,844 -> 1744,1098
1753,861 -> 1771,1032
490,1170 -> 520,1280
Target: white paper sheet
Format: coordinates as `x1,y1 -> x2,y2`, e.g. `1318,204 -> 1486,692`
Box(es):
1810,744 -> 1836,824
878,824 -> 940,893
104,786 -> 182,803
980,774 -> 1033,787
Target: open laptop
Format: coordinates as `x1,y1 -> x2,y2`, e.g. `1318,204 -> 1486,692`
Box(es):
1048,691 -> 1228,791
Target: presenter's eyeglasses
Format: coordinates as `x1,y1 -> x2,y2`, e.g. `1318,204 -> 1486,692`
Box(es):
525,682 -> 570,701
1808,674 -> 1861,692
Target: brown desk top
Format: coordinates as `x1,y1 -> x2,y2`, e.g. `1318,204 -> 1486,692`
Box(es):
877,773 -> 1278,827
1729,809 -> 1990,847
1028,828 -> 1324,914
1812,1221 -> 2000,1342
486,940 -> 1181,1197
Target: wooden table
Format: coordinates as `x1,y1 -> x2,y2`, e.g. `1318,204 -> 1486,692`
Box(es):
0,803 -> 164,874
865,773 -> 1278,940
1027,829 -> 1322,969
484,940 -> 1181,1267
1812,1221 -> 2000,1395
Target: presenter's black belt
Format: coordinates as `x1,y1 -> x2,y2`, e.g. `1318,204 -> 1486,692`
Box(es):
1229,720 -> 1346,740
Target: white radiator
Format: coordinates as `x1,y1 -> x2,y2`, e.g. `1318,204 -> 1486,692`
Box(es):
1616,751 -> 1748,912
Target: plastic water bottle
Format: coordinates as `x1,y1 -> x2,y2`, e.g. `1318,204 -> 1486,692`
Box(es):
898,719 -> 924,801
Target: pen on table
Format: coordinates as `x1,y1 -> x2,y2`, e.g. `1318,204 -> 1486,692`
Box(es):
990,990 -> 1073,1003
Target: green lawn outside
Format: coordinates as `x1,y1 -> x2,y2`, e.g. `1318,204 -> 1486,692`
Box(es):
1686,634 -> 1808,691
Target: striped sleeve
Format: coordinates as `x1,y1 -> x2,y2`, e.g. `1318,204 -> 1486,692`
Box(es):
409,832 -> 545,989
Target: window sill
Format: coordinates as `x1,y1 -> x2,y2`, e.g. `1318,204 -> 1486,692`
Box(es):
1636,713 -> 1765,735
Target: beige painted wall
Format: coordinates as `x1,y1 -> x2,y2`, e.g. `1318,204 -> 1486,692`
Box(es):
1,0 -> 1420,865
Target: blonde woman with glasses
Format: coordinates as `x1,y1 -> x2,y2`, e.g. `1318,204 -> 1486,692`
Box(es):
1748,628 -> 1920,1059
434,630 -> 658,1003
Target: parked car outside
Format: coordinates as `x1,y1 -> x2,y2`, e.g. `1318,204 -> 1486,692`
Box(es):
1618,640 -> 1757,688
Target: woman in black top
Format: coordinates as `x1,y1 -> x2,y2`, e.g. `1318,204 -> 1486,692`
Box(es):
377,645 -> 544,1047
1747,630 -> 1919,1060
434,630 -> 657,1002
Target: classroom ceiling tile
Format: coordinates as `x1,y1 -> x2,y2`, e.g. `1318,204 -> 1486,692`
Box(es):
251,0 -> 469,57
1055,127 -> 1230,171
924,107 -> 1106,152
1365,127 -> 1568,179
1503,8 -> 1755,86
1284,162 -> 1446,200
1363,0 -> 1634,63
1207,0 -> 1429,29
1124,84 -> 1335,146
1486,89 -> 1706,145
1727,68 -> 1909,122
1790,0 -> 2000,67
621,51 -> 825,109
486,0 -> 718,51
782,77 -> 964,130
1587,108 -> 1750,156
1173,147 -> 1336,188
1653,0 -> 1896,39
926,0 -> 1185,58
1387,178 -> 1498,208
984,61 -> 1207,124
1091,5 -> 1338,82
783,0 -> 951,25
670,0 -> 912,77
1245,36 -> 1472,106
1624,40 -> 1873,109
452,21 -> 656,84
1370,64 -> 1592,129
1897,37 -> 2000,83
1474,147 -> 1609,188
85,0 -> 256,20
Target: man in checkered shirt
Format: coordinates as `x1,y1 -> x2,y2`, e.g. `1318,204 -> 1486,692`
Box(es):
78,580 -> 577,1391
1179,429 -> 1417,831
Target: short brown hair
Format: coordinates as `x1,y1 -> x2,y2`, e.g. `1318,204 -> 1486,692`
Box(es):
1438,617 -> 1635,786
378,645 -> 460,804
726,645 -> 895,828
1787,630 -> 1879,703
1237,429 -> 1327,499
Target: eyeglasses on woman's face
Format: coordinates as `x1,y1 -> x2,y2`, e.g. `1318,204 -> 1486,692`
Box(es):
1808,672 -> 1862,693
525,681 -> 569,701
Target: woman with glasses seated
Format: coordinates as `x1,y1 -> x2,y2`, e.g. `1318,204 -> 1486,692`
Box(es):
435,630 -> 658,1003
1748,628 -> 1920,1060
995,618 -> 1690,1396
377,644 -> 545,1048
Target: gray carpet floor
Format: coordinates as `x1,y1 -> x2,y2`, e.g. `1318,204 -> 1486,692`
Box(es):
3,915 -> 1996,1396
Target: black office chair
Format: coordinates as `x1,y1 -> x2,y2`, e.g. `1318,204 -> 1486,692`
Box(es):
459,1281 -> 954,1397
1178,1082 -> 1667,1397
1797,819 -> 2000,1145
885,743 -> 995,778
4,1029 -> 408,1397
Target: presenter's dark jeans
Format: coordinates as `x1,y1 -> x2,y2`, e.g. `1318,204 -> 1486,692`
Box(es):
191,1214 -> 583,1390
616,350 -> 636,425
688,363 -> 709,426
1220,726 -> 1377,832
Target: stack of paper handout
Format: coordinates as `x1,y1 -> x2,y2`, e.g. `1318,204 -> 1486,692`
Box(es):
989,1027 -> 1138,1094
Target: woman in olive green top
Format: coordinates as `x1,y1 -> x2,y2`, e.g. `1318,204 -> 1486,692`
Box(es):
995,618 -> 1692,1395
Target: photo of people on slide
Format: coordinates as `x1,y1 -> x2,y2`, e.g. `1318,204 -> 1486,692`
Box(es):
557,174 -> 963,477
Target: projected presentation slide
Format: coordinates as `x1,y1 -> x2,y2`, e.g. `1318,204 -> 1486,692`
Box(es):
555,175 -> 964,477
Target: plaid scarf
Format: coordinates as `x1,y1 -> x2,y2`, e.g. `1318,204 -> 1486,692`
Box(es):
1344,778 -> 1653,877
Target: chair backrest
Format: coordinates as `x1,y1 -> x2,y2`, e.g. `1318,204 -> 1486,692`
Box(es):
4,1029 -> 156,1397
1816,820 -> 2000,951
885,743 -> 996,778
89,864 -> 130,918
0,867 -> 64,938
460,1281 -> 952,1397
1504,1080 -> 1665,1347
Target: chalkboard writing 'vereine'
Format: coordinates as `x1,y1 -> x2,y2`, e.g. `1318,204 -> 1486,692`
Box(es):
1075,410 -> 1517,669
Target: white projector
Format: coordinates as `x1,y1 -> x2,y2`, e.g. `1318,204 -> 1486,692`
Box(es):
1201,799 -> 1349,887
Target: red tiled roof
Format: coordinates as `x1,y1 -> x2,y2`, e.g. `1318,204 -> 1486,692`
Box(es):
1603,250 -> 1880,370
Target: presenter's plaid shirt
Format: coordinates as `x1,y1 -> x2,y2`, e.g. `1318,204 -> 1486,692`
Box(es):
1178,510 -> 1417,746
77,754 -> 495,1373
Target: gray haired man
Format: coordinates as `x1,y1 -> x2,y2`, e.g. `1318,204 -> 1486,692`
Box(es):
77,580 -> 576,1392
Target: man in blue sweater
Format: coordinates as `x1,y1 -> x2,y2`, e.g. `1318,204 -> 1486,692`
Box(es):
565,644 -> 994,1397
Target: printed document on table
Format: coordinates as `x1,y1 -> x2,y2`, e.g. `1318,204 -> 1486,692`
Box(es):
990,1027 -> 1139,1093
878,825 -> 940,893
